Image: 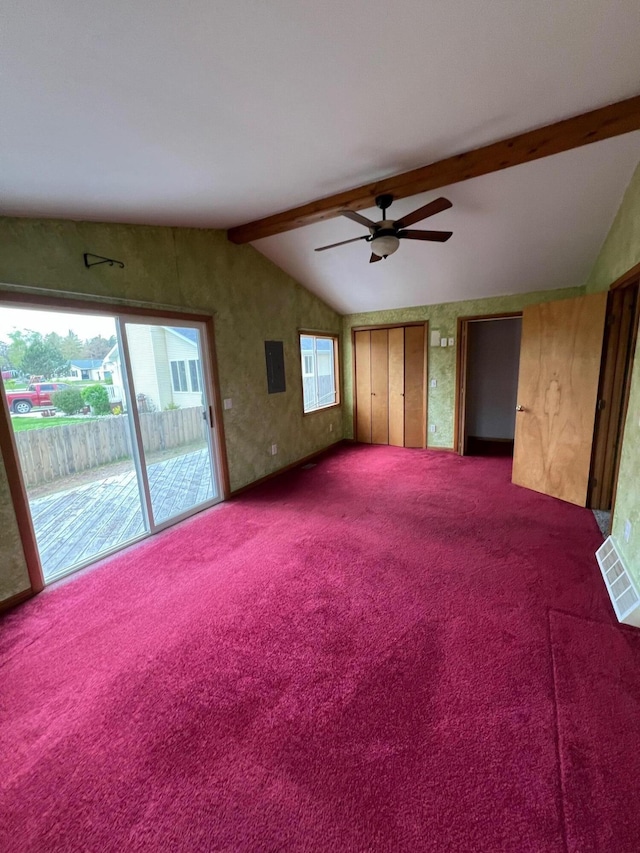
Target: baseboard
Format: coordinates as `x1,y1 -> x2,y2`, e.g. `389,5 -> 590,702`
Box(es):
230,439 -> 345,497
0,587 -> 35,614
427,445 -> 456,453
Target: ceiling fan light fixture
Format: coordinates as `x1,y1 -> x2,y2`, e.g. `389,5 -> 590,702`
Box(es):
369,233 -> 399,258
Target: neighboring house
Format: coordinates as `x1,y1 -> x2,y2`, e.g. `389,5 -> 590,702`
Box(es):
103,326 -> 203,412
67,359 -> 106,381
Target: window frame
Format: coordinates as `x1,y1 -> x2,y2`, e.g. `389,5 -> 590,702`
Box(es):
188,358 -> 201,393
170,359 -> 188,393
298,331 -> 341,416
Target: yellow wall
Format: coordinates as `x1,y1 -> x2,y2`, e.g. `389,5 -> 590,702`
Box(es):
0,217 -> 342,602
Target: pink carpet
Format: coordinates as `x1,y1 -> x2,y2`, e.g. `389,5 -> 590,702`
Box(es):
1,444 -> 639,851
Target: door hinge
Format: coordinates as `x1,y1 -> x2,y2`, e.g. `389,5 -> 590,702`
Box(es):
597,398 -> 606,411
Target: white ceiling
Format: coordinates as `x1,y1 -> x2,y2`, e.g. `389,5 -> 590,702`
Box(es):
255,135 -> 640,313
2,1 -> 640,311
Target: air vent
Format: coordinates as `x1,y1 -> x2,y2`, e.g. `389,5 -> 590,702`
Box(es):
595,536 -> 640,627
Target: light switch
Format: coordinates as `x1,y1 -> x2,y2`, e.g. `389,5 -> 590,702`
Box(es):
625,519 -> 632,543
440,338 -> 447,347
223,398 -> 233,410
448,337 -> 455,347
430,379 -> 437,388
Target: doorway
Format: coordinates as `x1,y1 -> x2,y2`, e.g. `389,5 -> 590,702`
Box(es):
589,279 -> 640,529
0,301 -> 224,584
456,314 -> 522,456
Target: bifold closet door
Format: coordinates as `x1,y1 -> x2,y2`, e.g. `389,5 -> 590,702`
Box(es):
370,329 -> 389,444
404,325 -> 426,448
355,330 -> 372,442
388,327 -> 405,446
354,324 -> 426,447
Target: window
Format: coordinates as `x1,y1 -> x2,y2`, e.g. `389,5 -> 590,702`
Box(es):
188,359 -> 201,392
170,360 -> 188,392
299,334 -> 339,413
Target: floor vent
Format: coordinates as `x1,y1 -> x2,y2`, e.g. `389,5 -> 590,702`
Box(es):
596,536 -> 640,627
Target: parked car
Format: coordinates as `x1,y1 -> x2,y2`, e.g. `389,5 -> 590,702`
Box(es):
6,382 -> 71,414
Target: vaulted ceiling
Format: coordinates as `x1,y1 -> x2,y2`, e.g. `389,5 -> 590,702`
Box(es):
3,1 -> 640,312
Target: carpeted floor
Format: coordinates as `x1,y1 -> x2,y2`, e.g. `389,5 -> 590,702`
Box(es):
2,444 -> 639,852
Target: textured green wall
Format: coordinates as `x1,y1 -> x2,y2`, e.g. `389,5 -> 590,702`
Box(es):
585,162 -> 640,294
584,161 -> 640,583
0,217 -> 342,602
342,286 -> 584,447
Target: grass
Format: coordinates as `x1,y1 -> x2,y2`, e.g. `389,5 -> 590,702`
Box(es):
11,416 -> 100,432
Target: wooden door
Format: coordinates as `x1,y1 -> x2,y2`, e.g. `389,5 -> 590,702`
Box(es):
404,325 -> 426,448
355,330 -> 372,443
388,327 -> 405,446
370,329 -> 389,444
512,292 -> 607,506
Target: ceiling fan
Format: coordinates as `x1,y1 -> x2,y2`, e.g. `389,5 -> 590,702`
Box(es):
315,193 -> 453,263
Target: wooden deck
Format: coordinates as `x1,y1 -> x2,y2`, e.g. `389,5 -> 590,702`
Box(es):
30,448 -> 216,579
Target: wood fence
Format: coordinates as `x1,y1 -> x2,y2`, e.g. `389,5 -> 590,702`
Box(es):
15,407 -> 206,487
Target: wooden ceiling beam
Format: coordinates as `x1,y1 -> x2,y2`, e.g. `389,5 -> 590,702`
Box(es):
227,95 -> 640,244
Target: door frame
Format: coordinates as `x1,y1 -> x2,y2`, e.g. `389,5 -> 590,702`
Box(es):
350,321 -> 428,447
454,312 -> 522,455
589,269 -> 640,519
0,290 -> 230,602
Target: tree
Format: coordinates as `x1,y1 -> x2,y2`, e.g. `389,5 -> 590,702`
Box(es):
60,330 -> 83,361
82,335 -> 116,360
0,340 -> 11,371
6,330 -> 29,371
20,333 -> 69,379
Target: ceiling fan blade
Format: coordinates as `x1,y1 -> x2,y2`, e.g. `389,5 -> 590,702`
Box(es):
369,253 -> 382,263
399,229 -> 453,242
340,210 -> 378,229
314,235 -> 369,252
394,197 -> 452,229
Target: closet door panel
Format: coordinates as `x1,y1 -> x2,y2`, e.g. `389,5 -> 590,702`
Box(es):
388,326 -> 405,447
404,325 -> 426,448
355,330 -> 372,443
370,329 -> 389,444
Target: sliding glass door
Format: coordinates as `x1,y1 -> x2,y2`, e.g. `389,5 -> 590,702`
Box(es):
1,303 -> 222,583
121,320 -> 218,527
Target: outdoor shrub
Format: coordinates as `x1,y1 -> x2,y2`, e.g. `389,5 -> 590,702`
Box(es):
81,384 -> 111,415
51,388 -> 85,415
164,402 -> 180,411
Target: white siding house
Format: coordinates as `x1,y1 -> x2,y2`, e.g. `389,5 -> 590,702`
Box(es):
102,326 -> 203,412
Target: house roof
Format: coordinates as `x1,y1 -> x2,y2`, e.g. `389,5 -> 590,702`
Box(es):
167,327 -> 198,346
2,2 -> 640,312
70,359 -> 104,369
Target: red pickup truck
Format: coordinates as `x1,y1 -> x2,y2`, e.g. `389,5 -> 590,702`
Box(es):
6,383 -> 70,414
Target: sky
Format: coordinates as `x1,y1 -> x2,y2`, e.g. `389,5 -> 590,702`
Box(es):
0,306 -> 117,342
